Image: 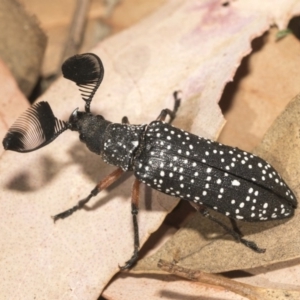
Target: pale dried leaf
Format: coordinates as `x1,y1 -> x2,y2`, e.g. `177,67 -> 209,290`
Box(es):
237,259 -> 300,292
235,0 -> 300,29
104,272 -> 247,300
2,0 -> 300,299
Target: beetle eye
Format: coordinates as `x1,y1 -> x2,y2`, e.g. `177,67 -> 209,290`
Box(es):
79,133 -> 85,141
69,108 -> 79,123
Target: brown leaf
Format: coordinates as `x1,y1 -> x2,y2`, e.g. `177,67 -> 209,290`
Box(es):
0,0 -> 46,96
219,27 -> 300,150
20,0 -> 166,78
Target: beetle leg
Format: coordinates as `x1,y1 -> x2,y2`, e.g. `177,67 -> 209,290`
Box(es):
190,202 -> 266,253
52,167 -> 124,221
156,91 -> 181,124
119,178 -> 141,270
229,218 -> 244,237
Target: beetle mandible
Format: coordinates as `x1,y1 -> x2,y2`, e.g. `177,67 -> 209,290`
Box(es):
3,53 -> 297,269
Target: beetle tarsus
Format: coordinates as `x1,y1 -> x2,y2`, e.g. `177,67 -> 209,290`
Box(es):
52,194 -> 93,221
119,180 -> 141,270
240,238 -> 266,253
119,248 -> 139,270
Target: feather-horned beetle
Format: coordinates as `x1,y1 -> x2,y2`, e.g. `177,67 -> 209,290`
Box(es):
3,53 -> 297,269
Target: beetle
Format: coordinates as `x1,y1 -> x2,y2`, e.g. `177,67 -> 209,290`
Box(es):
3,53 -> 297,269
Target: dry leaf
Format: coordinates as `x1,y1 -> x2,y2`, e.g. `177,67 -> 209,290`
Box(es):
104,272 -> 247,300
20,0 -> 165,78
109,0 -> 167,32
157,259 -> 300,300
0,0 -> 46,96
103,1 -> 300,299
19,0 -> 107,77
1,1 -> 300,300
219,27 -> 300,150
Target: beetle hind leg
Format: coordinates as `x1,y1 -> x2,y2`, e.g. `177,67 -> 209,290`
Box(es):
119,178 -> 141,270
190,203 -> 266,253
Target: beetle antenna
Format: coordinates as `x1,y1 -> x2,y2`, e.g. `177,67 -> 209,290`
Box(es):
3,101 -> 68,153
61,53 -> 104,113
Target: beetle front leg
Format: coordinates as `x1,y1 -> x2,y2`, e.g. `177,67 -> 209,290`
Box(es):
156,91 -> 181,124
52,168 -> 124,221
119,178 -> 141,270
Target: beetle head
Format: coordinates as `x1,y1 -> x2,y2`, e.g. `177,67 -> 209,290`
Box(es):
3,53 -> 106,153
67,108 -> 109,155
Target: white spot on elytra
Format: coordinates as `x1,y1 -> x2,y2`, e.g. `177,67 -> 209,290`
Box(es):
232,180 -> 240,186
132,141 -> 139,147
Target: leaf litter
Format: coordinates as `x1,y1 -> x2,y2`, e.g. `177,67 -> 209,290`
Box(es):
1,0 -> 300,299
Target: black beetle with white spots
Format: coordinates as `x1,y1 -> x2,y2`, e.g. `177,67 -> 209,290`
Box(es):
3,53 -> 297,269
